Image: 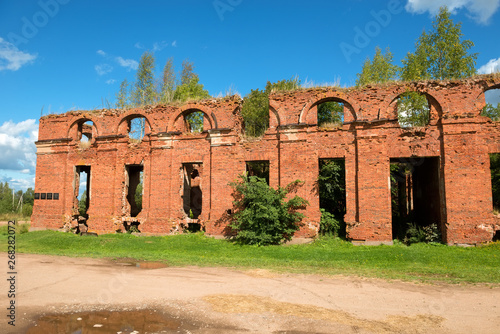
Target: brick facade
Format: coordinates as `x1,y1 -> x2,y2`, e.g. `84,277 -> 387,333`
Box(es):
32,76 -> 500,244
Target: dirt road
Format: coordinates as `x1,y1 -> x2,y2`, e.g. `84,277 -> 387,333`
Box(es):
1,254 -> 499,333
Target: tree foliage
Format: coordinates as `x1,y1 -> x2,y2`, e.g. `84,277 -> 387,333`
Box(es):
160,57 -> 176,103
173,60 -> 210,102
230,174 -> 308,245
115,55 -> 210,108
241,89 -> 269,137
0,182 -> 34,217
78,190 -> 87,216
115,79 -> 129,109
482,103 -> 500,122
317,102 -> 344,126
397,91 -> 430,127
355,46 -> 398,87
132,51 -> 157,107
0,182 -> 14,213
317,160 -> 346,236
401,6 -> 477,81
241,77 -> 301,137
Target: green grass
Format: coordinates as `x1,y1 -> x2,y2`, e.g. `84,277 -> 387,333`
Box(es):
1,229 -> 499,284
0,213 -> 31,221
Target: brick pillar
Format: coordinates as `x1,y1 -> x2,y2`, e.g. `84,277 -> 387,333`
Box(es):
442,128 -> 494,244
347,134 -> 392,242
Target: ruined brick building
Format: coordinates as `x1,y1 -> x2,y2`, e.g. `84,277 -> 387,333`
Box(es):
32,76 -> 500,244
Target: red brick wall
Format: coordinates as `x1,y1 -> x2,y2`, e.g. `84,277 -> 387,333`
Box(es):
32,76 -> 500,244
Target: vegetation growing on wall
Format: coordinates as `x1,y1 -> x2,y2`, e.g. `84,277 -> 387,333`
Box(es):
241,77 -> 301,137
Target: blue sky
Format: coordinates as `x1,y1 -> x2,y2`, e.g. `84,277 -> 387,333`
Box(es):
1,0 -> 500,191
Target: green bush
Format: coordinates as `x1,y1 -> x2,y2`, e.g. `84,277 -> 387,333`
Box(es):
404,223 -> 441,244
22,204 -> 33,218
230,174 -> 308,245
319,208 -> 340,236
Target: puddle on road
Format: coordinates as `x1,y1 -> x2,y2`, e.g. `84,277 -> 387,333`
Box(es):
26,309 -> 191,333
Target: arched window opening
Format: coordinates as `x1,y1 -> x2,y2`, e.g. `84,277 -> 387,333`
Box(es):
317,101 -> 344,128
77,120 -> 95,149
397,92 -> 430,128
128,116 -> 147,142
184,111 -> 204,133
482,88 -> 500,121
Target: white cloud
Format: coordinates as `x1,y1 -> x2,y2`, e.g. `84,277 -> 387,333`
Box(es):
0,37 -> 37,71
0,173 -> 35,191
172,40 -> 177,47
116,56 -> 139,71
478,58 -> 500,74
134,42 -> 144,49
94,63 -> 113,75
106,79 -> 116,85
153,41 -> 169,51
97,49 -> 106,56
405,0 -> 500,24
0,119 -> 38,175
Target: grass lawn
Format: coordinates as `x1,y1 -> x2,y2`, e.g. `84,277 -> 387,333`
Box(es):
1,225 -> 499,284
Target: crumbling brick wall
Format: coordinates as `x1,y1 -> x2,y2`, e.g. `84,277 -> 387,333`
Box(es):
32,76 -> 500,244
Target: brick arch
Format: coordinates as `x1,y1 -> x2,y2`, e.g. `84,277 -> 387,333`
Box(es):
385,87 -> 444,123
67,117 -> 99,141
168,105 -> 214,132
117,112 -> 153,136
268,101 -> 281,129
300,93 -> 358,124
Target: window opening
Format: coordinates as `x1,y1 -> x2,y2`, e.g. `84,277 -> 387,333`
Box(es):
246,160 -> 270,185
490,154 -> 500,212
397,92 -> 430,128
182,163 -> 203,231
125,165 -> 144,218
317,101 -> 344,128
128,116 -> 147,142
78,121 -> 94,149
73,166 -> 91,220
185,111 -> 204,133
482,89 -> 500,121
390,157 -> 442,242
317,159 -> 346,237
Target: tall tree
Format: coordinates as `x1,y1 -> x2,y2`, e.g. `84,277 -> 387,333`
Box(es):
173,60 -> 210,102
356,46 -> 398,87
401,6 -> 477,81
180,59 -> 195,85
160,57 -> 176,103
115,79 -> 129,109
132,51 -> 157,107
